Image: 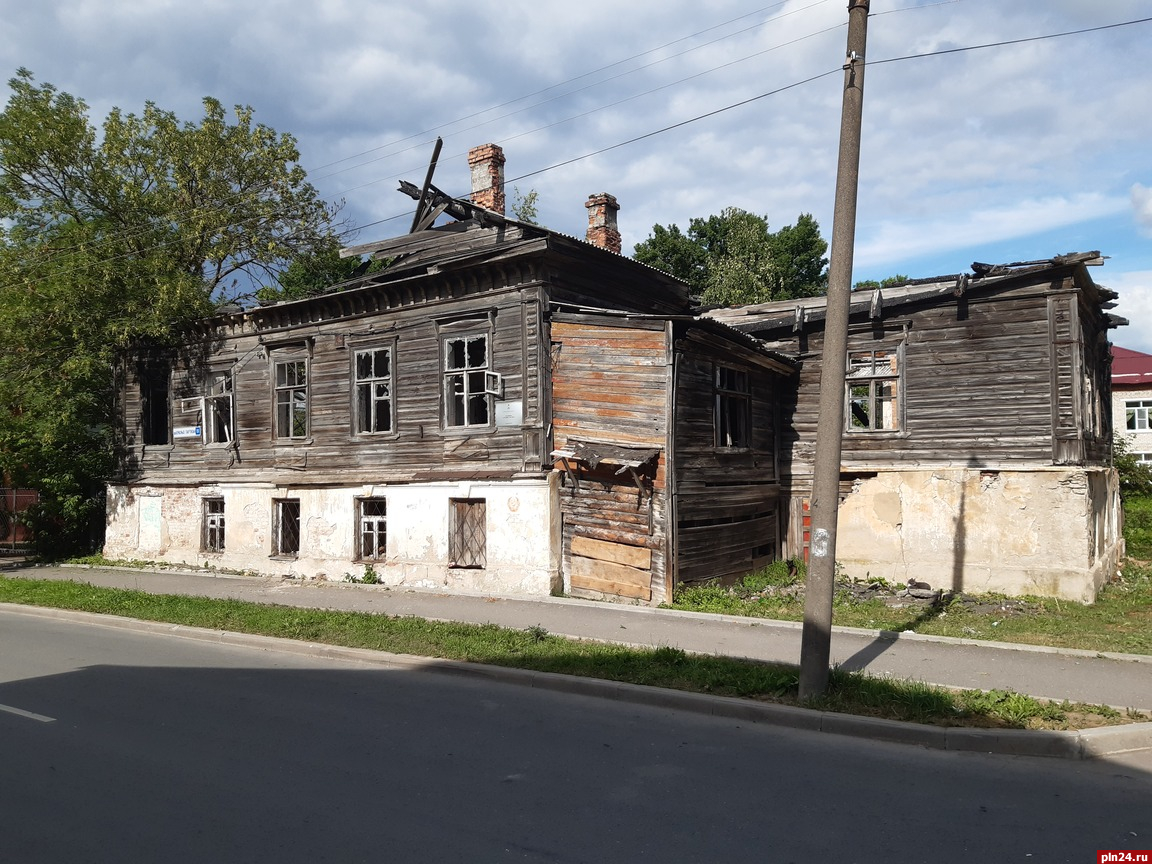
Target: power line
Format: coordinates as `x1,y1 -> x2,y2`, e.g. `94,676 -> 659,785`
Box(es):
6,14 -> 1151,290
0,3 -> 839,279
308,0 -> 835,178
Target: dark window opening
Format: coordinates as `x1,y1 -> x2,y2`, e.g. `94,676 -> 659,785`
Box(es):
140,361 -> 171,445
715,366 -> 751,448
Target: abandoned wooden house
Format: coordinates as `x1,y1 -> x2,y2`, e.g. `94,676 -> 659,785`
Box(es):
104,144 -> 795,605
706,252 -> 1125,601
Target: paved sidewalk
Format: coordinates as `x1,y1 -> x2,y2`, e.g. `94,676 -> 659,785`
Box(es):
7,563 -> 1151,712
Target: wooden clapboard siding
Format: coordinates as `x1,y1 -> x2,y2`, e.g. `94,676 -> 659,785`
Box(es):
122,274 -> 546,485
668,323 -> 790,585
550,317 -> 670,602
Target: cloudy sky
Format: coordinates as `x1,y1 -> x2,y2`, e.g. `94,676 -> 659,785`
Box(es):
3,1 -> 1150,349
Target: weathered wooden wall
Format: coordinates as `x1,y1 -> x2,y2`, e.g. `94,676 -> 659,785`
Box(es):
550,317 -> 669,603
120,267 -> 548,487
773,281 -> 1067,490
671,326 -> 788,585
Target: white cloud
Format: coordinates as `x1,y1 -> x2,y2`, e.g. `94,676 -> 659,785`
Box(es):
855,193 -> 1127,271
0,0 -> 1148,279
1131,184 -> 1152,238
1106,270 -> 1152,355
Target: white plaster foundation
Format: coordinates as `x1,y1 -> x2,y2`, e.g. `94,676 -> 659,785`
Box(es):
832,467 -> 1123,602
105,475 -> 563,596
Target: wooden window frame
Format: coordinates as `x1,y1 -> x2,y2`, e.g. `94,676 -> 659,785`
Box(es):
274,359 -> 309,441
202,498 -> 225,552
353,347 -> 395,436
442,332 -> 502,430
203,371 -> 234,445
715,365 -> 752,449
357,497 -> 387,561
845,346 -> 903,433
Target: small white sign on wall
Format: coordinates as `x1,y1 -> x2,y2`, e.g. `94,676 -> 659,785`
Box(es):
173,425 -> 202,440
495,401 -> 523,428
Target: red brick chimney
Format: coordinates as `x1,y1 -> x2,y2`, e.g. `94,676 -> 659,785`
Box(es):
585,193 -> 621,254
468,144 -> 505,215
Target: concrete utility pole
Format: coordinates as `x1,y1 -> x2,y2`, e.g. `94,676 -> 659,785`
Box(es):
798,0 -> 870,701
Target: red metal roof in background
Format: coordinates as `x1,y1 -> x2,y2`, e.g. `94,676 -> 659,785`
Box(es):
1112,346 -> 1152,386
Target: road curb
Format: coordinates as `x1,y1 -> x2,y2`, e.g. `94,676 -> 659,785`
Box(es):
4,601 -> 1148,760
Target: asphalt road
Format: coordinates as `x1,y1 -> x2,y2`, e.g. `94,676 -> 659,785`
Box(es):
1,609 -> 1150,863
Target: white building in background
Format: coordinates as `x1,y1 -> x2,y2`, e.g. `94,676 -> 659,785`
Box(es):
1112,346 -> 1152,462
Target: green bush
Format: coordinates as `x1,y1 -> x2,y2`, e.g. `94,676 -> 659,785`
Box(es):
1124,496 -> 1152,560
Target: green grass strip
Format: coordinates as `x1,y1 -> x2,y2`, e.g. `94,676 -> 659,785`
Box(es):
2,574 -> 1145,731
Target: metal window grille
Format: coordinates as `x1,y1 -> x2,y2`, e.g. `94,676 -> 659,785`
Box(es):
444,335 -> 490,427
203,498 -> 225,552
355,349 -> 393,433
1,488 -> 37,548
449,498 -> 486,569
274,499 -> 301,556
359,498 -> 387,560
275,360 -> 308,439
715,366 -> 751,448
846,349 -> 900,431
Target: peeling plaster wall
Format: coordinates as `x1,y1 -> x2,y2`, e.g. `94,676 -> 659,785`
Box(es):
834,467 -> 1122,602
105,475 -> 562,596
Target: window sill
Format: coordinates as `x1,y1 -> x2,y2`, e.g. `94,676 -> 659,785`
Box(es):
269,554 -> 299,561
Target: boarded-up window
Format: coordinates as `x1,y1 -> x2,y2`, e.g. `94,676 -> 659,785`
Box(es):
355,349 -> 393,434
359,498 -> 387,560
449,498 -> 486,568
846,349 -> 900,432
273,498 -> 301,556
715,366 -> 751,448
202,498 -> 225,552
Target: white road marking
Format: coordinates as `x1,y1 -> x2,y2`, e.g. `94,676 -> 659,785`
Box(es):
0,702 -> 55,722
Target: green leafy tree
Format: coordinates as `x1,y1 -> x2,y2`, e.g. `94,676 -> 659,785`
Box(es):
0,70 -> 341,553
257,241 -> 385,303
633,208 -> 828,305
854,274 -> 910,290
1114,434 -> 1152,498
511,186 -> 540,225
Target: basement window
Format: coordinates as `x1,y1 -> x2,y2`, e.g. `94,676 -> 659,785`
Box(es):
202,498 -> 225,552
273,498 -> 301,557
358,498 -> 387,561
449,498 -> 486,569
